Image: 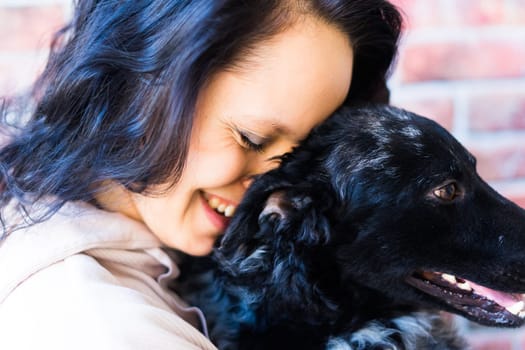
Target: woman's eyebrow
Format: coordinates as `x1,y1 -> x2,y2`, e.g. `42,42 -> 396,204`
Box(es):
240,115 -> 295,137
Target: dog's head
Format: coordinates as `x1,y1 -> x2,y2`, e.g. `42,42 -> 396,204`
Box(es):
216,105 -> 525,328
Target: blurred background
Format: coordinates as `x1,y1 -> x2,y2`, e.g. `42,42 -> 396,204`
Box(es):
389,0 -> 525,211
388,1 -> 525,348
0,0 -> 524,348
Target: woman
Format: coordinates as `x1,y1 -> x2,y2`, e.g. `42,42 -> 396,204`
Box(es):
0,0 -> 402,349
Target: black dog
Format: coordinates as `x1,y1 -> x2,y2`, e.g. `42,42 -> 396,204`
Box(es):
173,105 -> 525,350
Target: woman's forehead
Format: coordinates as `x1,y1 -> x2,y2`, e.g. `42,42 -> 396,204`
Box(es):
198,17 -> 353,135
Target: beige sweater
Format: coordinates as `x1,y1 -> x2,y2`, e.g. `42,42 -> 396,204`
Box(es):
0,200 -> 217,350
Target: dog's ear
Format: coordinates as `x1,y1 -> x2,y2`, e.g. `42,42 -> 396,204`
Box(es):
258,187 -> 333,246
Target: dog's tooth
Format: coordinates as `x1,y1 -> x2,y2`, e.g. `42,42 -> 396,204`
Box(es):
457,281 -> 472,291
224,205 -> 235,217
217,204 -> 226,213
519,310 -> 525,318
506,301 -> 525,315
441,273 -> 457,284
209,197 -> 220,209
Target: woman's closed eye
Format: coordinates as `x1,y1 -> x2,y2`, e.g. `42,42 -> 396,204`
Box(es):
238,130 -> 268,153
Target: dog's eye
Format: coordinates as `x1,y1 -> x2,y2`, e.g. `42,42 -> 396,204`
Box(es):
433,182 -> 459,201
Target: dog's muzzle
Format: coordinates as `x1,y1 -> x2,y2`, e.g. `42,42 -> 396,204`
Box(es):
406,271 -> 525,327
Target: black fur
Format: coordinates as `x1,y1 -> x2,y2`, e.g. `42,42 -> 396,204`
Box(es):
173,105 -> 525,350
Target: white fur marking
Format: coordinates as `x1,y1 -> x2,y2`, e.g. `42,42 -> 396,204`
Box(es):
401,126 -> 422,138
326,313 -> 436,350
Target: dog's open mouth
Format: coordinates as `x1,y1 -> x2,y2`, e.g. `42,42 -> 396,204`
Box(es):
406,271 -> 525,327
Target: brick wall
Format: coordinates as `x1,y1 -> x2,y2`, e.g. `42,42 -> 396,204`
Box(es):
389,1 -> 525,348
389,0 -> 525,209
1,0 -> 525,349
0,0 -> 70,96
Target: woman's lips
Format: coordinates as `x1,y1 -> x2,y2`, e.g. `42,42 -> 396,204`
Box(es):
200,192 -> 237,231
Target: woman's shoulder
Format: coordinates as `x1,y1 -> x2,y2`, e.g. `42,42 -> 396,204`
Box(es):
0,200 -> 216,350
0,199 -> 160,302
0,252 -> 216,350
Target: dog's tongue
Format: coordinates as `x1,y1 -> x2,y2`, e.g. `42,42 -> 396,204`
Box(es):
470,280 -> 522,307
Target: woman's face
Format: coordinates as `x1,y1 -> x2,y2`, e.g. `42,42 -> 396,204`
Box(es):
128,18 -> 354,255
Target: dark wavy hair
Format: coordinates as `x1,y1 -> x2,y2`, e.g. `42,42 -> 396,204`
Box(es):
0,0 -> 402,236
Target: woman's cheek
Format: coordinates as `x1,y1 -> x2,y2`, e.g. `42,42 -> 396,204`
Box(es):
192,149 -> 248,187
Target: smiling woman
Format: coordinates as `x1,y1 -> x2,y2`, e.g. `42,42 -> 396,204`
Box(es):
0,0 -> 402,349
121,17 -> 354,256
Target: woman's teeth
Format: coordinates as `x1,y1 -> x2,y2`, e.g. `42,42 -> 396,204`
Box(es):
208,197 -> 236,217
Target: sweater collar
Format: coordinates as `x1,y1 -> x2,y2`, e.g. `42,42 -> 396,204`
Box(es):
0,200 -> 161,303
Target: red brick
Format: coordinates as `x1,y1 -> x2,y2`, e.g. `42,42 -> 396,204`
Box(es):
0,5 -> 66,52
469,143 -> 525,181
388,0 -> 444,29
447,0 -> 507,26
391,0 -> 506,28
506,191 -> 525,208
392,98 -> 454,130
399,41 -> 525,82
468,93 -> 525,131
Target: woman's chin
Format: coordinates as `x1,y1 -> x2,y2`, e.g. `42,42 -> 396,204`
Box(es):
185,244 -> 215,257
170,235 -> 217,257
